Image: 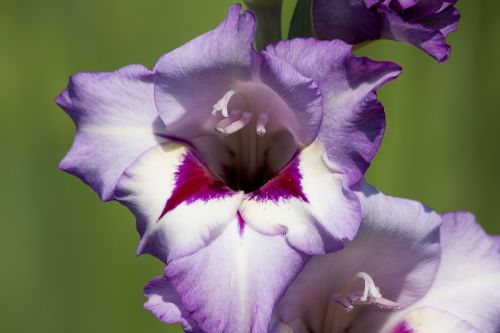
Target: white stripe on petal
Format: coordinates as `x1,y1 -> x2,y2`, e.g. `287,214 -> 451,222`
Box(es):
240,140 -> 361,255
115,143 -> 244,263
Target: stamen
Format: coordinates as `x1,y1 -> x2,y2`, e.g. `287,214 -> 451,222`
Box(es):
212,90 -> 236,117
332,272 -> 401,312
215,111 -> 253,136
256,113 -> 268,136
214,109 -> 242,128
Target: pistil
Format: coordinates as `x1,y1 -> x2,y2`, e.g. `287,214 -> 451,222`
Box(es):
212,89 -> 236,117
324,272 -> 401,333
332,272 -> 401,311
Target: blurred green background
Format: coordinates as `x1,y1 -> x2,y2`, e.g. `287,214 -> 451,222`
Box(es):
0,1 -> 498,332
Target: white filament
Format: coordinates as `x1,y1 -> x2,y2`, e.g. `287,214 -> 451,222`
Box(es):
215,111 -> 253,136
357,272 -> 383,300
214,109 -> 243,128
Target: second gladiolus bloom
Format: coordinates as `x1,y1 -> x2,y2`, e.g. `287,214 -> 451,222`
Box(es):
311,0 -> 460,62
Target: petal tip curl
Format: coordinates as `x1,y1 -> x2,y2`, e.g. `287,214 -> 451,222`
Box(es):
56,64 -> 161,202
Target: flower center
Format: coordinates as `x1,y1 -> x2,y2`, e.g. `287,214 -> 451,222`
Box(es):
203,87 -> 297,193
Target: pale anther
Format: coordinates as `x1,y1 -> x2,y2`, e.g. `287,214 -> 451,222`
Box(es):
256,113 -> 268,136
212,90 -> 236,117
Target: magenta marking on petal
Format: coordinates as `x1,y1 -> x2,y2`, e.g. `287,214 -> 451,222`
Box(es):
237,211 -> 245,237
249,156 -> 308,203
159,153 -> 234,220
391,321 -> 414,333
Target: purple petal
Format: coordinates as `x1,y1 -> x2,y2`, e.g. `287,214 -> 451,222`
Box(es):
114,144 -> 244,263
144,276 -> 201,332
419,6 -> 460,37
311,0 -> 460,62
377,4 -> 455,62
155,5 -> 322,158
241,141 -> 361,255
259,52 -> 323,145
390,0 -> 420,12
402,212 -> 500,332
273,181 -> 442,332
266,39 -> 401,185
57,65 -> 166,201
401,0 -> 457,21
350,212 -> 500,333
153,4 -> 256,137
162,222 -> 307,332
312,0 -> 381,44
153,4 -> 323,181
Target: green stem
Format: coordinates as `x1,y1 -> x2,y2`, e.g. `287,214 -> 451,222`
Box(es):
244,0 -> 283,50
288,0 -> 314,39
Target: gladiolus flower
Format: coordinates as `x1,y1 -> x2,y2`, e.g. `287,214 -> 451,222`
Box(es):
57,4 -> 400,332
270,182 -> 500,333
312,0 -> 460,62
